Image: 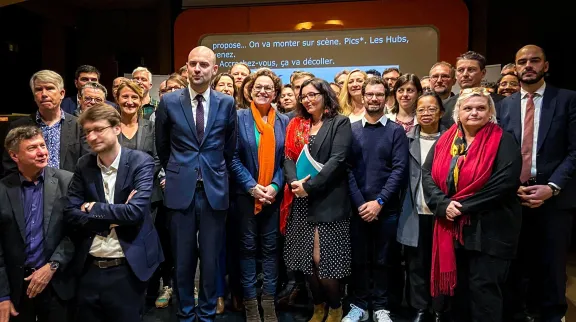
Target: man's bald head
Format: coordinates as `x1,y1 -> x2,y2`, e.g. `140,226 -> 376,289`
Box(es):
186,46 -> 219,92
516,45 -> 546,61
515,44 -> 549,86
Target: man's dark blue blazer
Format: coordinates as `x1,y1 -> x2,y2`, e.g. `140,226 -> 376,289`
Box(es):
64,148 -> 164,282
229,108 -> 289,194
498,85 -> 576,209
155,88 -> 237,211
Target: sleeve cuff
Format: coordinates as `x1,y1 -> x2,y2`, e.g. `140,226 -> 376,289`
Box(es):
548,182 -> 561,190
271,183 -> 279,192
0,296 -> 10,303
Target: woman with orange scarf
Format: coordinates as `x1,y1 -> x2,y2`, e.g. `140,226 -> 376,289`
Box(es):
421,88 -> 522,322
229,69 -> 289,322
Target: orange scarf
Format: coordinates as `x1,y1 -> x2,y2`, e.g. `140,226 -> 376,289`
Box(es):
251,102 -> 276,214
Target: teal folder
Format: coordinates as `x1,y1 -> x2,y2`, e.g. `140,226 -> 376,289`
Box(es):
296,144 -> 324,180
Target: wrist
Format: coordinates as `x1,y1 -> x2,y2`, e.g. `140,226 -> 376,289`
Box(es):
48,261 -> 60,272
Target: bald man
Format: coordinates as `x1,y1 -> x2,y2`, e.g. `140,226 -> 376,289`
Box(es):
499,45 -> 576,322
155,46 -> 237,322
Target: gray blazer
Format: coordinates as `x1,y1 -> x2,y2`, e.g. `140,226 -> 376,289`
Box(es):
397,124 -> 446,247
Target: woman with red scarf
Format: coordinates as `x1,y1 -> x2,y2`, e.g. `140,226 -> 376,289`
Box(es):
281,78 -> 352,322
421,87 -> 522,322
229,69 -> 289,322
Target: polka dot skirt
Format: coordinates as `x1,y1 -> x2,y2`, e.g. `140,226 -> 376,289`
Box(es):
283,135 -> 351,279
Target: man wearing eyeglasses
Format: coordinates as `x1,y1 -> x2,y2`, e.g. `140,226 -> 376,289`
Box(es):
345,76 -> 409,322
75,82 -> 108,116
429,61 -> 456,101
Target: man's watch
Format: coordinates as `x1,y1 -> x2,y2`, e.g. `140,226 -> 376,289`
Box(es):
548,183 -> 561,196
49,261 -> 60,272
376,198 -> 384,206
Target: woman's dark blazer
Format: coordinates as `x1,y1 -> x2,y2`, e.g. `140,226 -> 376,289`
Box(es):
119,118 -> 163,203
422,130 -> 523,260
284,114 -> 352,223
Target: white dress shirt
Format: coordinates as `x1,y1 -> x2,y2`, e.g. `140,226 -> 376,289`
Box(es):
188,86 -> 211,129
90,148 -> 125,258
361,114 -> 388,127
520,82 -> 546,177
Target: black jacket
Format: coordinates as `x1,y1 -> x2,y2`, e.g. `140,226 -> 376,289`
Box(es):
284,115 -> 352,223
422,130 -> 522,259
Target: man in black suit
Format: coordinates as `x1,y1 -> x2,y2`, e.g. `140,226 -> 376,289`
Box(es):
65,104 -> 163,322
2,70 -> 88,177
498,45 -> 576,322
60,65 -> 115,115
441,51 -> 505,127
0,126 -> 75,322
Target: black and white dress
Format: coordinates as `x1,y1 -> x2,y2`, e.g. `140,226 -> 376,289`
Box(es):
283,135 -> 351,279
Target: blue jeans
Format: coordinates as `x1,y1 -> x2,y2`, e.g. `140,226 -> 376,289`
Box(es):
237,194 -> 279,299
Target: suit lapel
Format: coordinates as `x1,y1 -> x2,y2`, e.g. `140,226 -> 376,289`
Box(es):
87,158 -> 106,202
5,174 -> 26,242
510,93 -> 522,143
537,86 -> 557,152
42,168 -> 58,235
244,110 -> 259,170
59,117 -> 72,168
311,117 -> 333,157
136,121 -> 146,150
114,149 -> 129,204
202,90 -> 221,146
407,130 -> 421,198
179,89 -> 199,144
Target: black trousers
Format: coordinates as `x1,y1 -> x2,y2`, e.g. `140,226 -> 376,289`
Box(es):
504,203 -> 573,322
75,263 -> 147,322
14,276 -> 68,322
349,212 -> 398,311
147,203 -> 174,300
404,214 -> 446,312
226,197 -> 243,299
451,250 -> 510,322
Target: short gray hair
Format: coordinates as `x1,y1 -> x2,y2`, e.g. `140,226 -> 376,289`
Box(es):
4,126 -> 44,153
29,70 -> 64,92
80,82 -> 108,97
132,67 -> 152,81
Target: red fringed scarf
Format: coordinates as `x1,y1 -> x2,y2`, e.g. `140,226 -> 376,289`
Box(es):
279,116 -> 311,235
430,122 -> 502,297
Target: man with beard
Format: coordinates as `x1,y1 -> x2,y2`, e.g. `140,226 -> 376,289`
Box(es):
429,62 -> 456,101
344,77 -> 408,322
499,45 -> 576,322
441,51 -> 505,127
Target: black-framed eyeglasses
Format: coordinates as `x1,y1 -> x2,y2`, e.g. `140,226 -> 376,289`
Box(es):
363,92 -> 386,99
298,92 -> 322,103
84,126 -> 112,136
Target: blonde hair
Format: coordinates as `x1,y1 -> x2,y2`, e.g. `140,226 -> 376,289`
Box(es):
114,80 -> 144,117
29,70 -> 64,92
132,67 -> 152,81
453,87 -> 497,124
338,69 -> 367,116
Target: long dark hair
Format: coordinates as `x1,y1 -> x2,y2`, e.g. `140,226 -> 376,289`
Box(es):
389,73 -> 423,114
296,78 -> 341,119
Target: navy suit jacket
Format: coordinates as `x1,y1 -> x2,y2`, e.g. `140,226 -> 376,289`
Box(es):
61,96 -> 116,115
155,88 -> 237,210
229,108 -> 289,194
64,148 -> 164,282
498,85 -> 576,209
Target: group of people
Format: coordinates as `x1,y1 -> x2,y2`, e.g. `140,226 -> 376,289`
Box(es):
0,42 -> 573,322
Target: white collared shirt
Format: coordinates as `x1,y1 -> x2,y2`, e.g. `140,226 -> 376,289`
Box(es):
361,114 -> 388,127
520,82 -> 546,177
188,86 -> 211,129
90,148 -> 125,258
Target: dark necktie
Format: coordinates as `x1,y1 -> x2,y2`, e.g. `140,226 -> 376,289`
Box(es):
520,93 -> 535,183
195,94 -> 205,143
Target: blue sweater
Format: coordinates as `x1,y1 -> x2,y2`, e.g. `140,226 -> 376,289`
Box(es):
348,119 -> 409,212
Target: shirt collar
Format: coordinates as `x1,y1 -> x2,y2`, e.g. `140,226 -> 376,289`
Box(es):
521,81 -> 546,99
188,85 -> 210,103
97,147 -> 122,172
19,168 -> 45,185
35,109 -> 65,125
361,114 -> 388,127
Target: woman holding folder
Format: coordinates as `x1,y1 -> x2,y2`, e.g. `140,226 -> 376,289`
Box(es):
229,69 -> 289,322
280,78 -> 352,322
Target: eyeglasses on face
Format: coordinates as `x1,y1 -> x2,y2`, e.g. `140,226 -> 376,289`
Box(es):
83,125 -> 112,136
298,92 -> 322,103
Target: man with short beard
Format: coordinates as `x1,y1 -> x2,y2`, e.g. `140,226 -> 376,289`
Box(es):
344,77 -> 408,322
429,62 -> 456,101
499,45 -> 576,322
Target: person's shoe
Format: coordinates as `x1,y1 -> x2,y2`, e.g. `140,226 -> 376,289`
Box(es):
308,302 -> 327,322
261,294 -> 278,322
373,309 -> 394,322
154,286 -> 173,309
216,297 -> 225,315
412,309 -> 431,322
325,306 -> 342,322
244,298 -> 262,322
231,294 -> 244,311
342,304 -> 368,322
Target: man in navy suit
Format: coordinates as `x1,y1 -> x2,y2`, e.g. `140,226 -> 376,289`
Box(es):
65,103 -> 163,322
155,46 -> 236,322
498,45 -> 576,322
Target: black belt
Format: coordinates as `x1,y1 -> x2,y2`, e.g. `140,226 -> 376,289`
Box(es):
521,177 -> 537,186
91,257 -> 126,269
